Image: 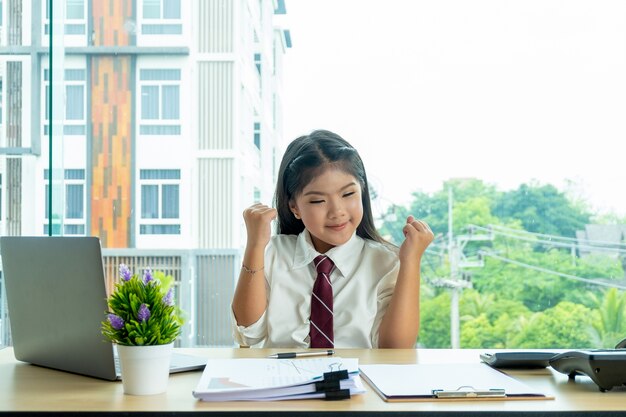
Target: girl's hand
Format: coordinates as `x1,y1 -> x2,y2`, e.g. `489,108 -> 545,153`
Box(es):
399,215 -> 434,263
243,203 -> 277,249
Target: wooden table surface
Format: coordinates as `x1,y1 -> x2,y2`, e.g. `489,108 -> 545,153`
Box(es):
1,346 -> 624,415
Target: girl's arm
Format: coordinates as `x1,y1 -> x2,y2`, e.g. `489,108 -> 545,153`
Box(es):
378,216 -> 433,348
232,203 -> 277,326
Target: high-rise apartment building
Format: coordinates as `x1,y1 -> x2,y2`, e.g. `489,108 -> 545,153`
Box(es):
0,0 -> 291,347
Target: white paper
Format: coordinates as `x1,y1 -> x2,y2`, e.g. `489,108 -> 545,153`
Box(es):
192,357 -> 364,401
359,363 -> 547,399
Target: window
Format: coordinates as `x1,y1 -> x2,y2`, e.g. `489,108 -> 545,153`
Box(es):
142,0 -> 182,35
254,53 -> 261,75
43,69 -> 86,135
253,122 -> 261,149
44,0 -> 86,35
43,169 -> 86,235
65,0 -> 86,34
139,69 -> 181,135
139,169 -> 181,235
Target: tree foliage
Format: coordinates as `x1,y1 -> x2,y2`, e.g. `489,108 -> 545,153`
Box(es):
492,182 -> 591,237
509,302 -> 594,348
380,179 -> 626,348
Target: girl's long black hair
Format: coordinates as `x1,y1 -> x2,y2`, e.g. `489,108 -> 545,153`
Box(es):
273,129 -> 386,244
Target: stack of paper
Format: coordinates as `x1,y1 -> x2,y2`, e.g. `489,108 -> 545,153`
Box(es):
192,357 -> 365,401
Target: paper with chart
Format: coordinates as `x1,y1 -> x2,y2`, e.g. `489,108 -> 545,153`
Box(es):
192,357 -> 365,401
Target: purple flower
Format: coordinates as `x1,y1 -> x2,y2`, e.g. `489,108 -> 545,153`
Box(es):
137,303 -> 150,322
108,314 -> 125,330
119,264 -> 131,281
143,268 -> 153,284
163,288 -> 174,306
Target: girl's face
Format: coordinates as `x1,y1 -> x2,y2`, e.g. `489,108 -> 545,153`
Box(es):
289,167 -> 363,253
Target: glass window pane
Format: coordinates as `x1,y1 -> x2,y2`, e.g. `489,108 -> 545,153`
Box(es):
65,69 -> 85,81
64,224 -> 85,235
141,86 -> 159,119
143,0 -> 160,19
66,0 -> 84,19
140,169 -> 180,180
44,185 -> 50,220
163,0 -> 181,19
161,85 -> 179,120
161,184 -> 179,218
65,85 -> 84,120
45,85 -> 49,121
64,169 -> 85,180
65,184 -> 83,219
140,69 -> 180,81
141,184 -> 159,218
140,224 -> 180,234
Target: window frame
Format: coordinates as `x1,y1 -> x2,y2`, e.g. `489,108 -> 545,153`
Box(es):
138,68 -> 181,136
138,169 -> 181,235
140,0 -> 183,36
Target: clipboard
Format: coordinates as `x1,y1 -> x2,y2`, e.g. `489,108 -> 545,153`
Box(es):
359,363 -> 554,402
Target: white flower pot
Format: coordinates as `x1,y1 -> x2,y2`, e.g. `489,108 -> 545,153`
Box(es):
117,343 -> 173,395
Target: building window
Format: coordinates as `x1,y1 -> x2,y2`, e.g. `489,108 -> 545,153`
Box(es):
43,69 -> 86,136
141,0 -> 182,35
43,169 -> 86,235
254,53 -> 261,75
66,0 -> 86,34
139,69 -> 181,135
44,0 -> 86,35
253,122 -> 261,149
139,169 -> 181,235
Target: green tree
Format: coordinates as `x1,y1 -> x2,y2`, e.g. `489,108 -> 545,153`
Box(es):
418,292 -> 451,348
459,290 -> 531,348
588,288 -> 626,348
460,314 -> 496,348
510,302 -> 594,348
471,247 -> 622,312
378,178 -> 500,245
492,182 -> 592,237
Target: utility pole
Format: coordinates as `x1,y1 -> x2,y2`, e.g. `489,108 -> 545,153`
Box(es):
448,188 -> 460,349
429,187 -> 492,348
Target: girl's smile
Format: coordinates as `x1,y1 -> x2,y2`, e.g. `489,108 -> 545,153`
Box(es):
327,222 -> 348,231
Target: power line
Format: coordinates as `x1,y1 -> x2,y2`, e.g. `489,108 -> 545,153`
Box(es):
479,250 -> 626,290
483,224 -> 626,248
469,225 -> 626,255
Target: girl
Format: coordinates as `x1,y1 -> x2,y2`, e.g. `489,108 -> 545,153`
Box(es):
231,130 -> 433,348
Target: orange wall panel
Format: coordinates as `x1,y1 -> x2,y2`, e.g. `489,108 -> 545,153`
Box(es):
91,56 -> 133,248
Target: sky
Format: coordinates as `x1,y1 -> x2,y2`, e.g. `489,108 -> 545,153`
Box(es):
280,0 -> 626,218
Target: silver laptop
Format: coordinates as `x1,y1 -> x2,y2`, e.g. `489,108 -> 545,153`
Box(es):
0,236 -> 206,380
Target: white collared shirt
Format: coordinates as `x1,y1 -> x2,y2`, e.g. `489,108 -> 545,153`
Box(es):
231,230 -> 400,348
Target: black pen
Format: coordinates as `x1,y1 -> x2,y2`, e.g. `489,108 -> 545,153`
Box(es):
267,349 -> 335,359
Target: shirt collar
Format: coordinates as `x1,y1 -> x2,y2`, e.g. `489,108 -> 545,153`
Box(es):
292,229 -> 365,279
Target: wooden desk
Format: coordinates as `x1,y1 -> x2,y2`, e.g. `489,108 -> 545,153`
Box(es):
1,346 -> 624,416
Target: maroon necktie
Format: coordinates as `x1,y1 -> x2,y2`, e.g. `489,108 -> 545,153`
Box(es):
309,255 -> 335,348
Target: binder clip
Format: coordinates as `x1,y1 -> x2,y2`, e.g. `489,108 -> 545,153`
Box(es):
317,370 -> 351,401
432,386 -> 506,398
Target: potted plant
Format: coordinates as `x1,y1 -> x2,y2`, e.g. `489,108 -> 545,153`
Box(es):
101,264 -> 183,395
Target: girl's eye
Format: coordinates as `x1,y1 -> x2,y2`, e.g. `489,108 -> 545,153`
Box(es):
343,191 -> 355,198
310,200 -> 324,204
